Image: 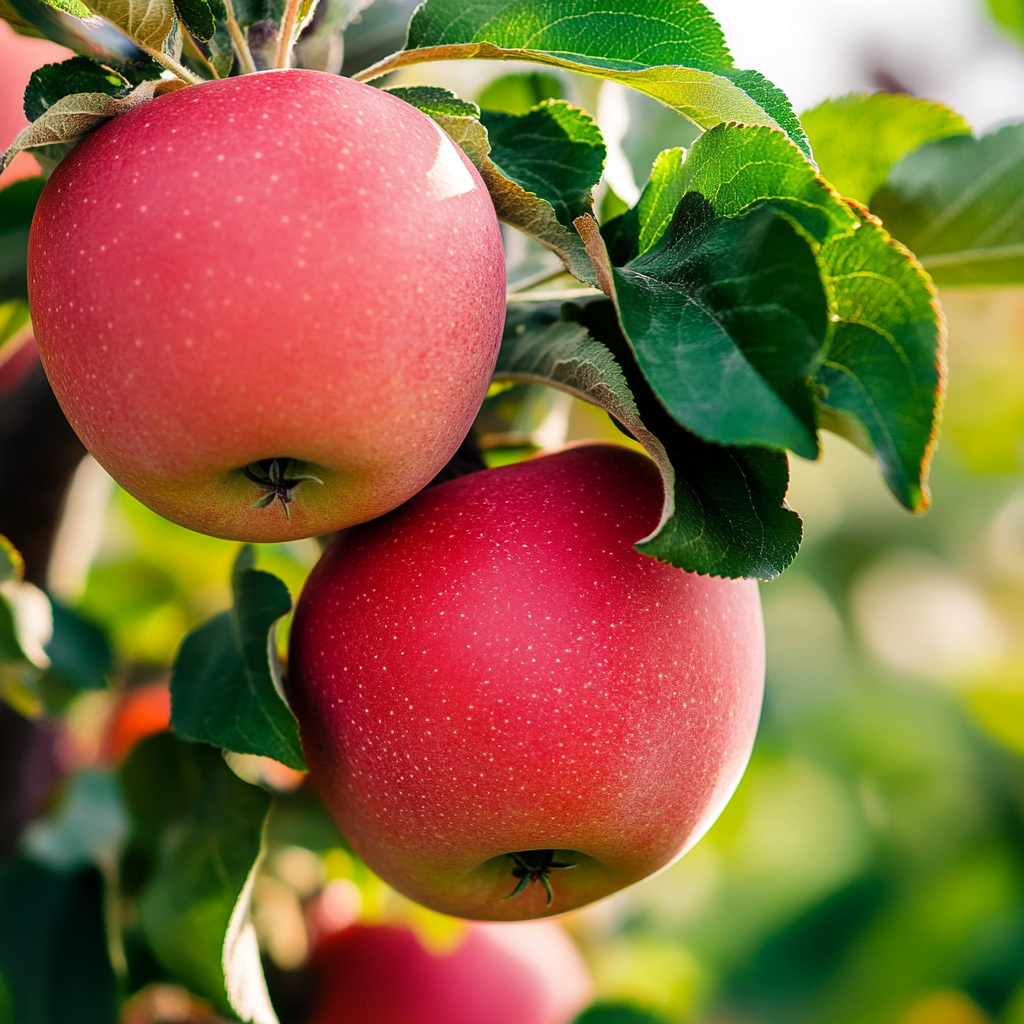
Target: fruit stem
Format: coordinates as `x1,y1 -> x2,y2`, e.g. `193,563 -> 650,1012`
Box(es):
274,0 -> 304,69
223,0 -> 258,75
139,44 -> 205,85
501,850 -> 575,907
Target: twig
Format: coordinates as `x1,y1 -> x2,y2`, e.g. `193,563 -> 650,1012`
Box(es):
275,0 -> 303,68
223,0 -> 257,75
140,44 -> 205,85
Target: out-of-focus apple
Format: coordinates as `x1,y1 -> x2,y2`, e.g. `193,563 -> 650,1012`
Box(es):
290,444 -> 765,919
101,682 -> 171,765
308,920 -> 592,1024
0,21 -> 71,186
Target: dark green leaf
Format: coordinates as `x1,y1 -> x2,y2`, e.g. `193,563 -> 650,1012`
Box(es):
477,71 -> 563,114
171,547 -> 305,770
0,177 -> 44,302
816,213 -> 943,512
43,600 -> 113,691
393,86 -> 605,286
610,194 -> 829,458
0,860 -> 118,1024
368,0 -> 809,154
24,58 -> 131,122
386,84 -> 480,118
499,301 -> 802,579
120,733 -> 276,1023
802,93 -> 970,206
173,0 -> 214,41
871,123 -> 1024,285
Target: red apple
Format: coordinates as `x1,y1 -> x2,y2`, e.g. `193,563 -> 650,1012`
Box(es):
308,921 -> 592,1024
0,21 -> 71,187
289,444 -> 765,920
101,681 -> 171,764
28,69 -> 505,542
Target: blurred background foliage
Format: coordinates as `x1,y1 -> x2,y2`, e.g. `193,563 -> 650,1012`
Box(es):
5,0 -> 1024,1022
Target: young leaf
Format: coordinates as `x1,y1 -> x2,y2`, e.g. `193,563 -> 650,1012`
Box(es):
120,733 -> 278,1024
498,301 -> 802,579
871,122 -> 1024,285
802,93 -> 970,206
83,0 -> 176,50
171,547 -> 305,771
1,80 -> 163,175
0,177 -> 43,302
390,86 -> 605,286
362,0 -> 809,155
173,0 -> 215,41
607,193 -> 829,458
3,0 -> 147,66
817,212 -> 944,512
24,57 -> 132,121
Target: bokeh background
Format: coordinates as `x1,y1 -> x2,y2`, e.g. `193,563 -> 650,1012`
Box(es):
4,1 -> 1024,1022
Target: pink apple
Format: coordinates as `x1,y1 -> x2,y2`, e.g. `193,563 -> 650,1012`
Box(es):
308,920 -> 592,1024
289,444 -> 765,920
28,69 -> 505,542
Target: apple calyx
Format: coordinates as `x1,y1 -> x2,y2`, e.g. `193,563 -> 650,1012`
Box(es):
503,850 -> 577,906
242,458 -> 324,518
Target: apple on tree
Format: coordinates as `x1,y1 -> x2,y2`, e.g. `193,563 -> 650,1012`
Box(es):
307,919 -> 592,1024
289,443 -> 765,919
27,70 -> 506,542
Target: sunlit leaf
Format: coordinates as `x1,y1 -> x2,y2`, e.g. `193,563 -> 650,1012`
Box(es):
83,0 -> 176,49
871,123 -> 1024,286
817,212 -> 944,511
0,535 -> 24,585
171,546 -> 305,770
802,93 -> 970,206
477,70 -> 563,114
366,0 -> 809,155
3,0 -> 149,66
120,733 -> 278,1024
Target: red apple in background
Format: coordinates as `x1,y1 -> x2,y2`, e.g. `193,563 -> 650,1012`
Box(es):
28,69 -> 505,542
101,682 -> 171,765
289,444 -> 765,920
0,21 -> 71,187
308,921 -> 592,1024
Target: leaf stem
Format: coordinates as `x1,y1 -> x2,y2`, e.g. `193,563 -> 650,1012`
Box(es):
274,0 -> 303,69
507,263 -> 571,294
223,0 -> 257,75
140,44 -> 205,85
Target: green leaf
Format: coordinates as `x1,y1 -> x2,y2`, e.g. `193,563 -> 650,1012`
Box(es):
0,537 -> 23,587
0,860 -> 118,1024
0,579 -> 53,718
817,213 -> 943,511
24,0 -> 91,18
44,600 -> 113,691
391,86 -> 605,286
498,301 -> 802,579
24,57 -> 132,122
363,0 -> 809,155
986,0 -> 1024,45
801,93 -> 971,206
574,1003 -> 672,1024
171,547 -> 305,770
871,123 -> 1024,286
477,71 -> 563,114
0,177 -> 44,302
174,0 -> 214,40
120,733 -> 277,1024
608,193 -> 829,458
83,0 -> 176,49
1,81 -> 162,176
2,0 -> 150,66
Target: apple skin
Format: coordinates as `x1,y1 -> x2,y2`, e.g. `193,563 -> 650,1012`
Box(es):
28,69 -> 506,542
289,443 -> 765,920
308,921 -> 592,1024
0,22 -> 71,187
